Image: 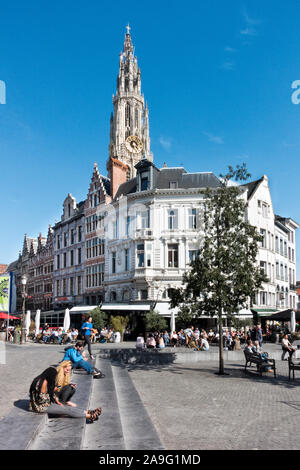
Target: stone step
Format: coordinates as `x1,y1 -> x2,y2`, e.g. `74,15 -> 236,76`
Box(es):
111,363 -> 164,450
29,365 -> 94,450
0,402 -> 46,450
82,357 -> 125,450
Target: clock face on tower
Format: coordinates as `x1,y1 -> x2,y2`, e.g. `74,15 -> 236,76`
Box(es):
125,135 -> 143,154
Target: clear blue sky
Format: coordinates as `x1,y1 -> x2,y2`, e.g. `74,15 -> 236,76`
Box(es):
1,0 -> 300,275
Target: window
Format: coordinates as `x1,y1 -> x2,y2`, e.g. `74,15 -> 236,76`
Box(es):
259,291 -> 267,305
146,253 -> 151,267
275,236 -> 279,252
77,276 -> 82,295
168,244 -> 179,268
113,220 -> 118,239
188,209 -> 197,229
70,250 -> 74,266
126,216 -> 131,237
63,279 -> 67,296
78,248 -> 81,265
260,229 -> 266,248
189,250 -> 199,263
169,182 -> 178,189
276,262 -> 279,279
168,210 -> 178,230
260,261 -> 267,276
56,255 -> 60,270
135,108 -> 138,128
125,103 -> 131,127
141,289 -> 148,300
141,209 -> 150,229
56,280 -> 60,296
141,172 -> 149,191
64,232 -> 67,247
70,277 -> 74,295
86,264 -> 104,288
71,229 -> 75,245
125,249 -> 129,271
57,235 -> 60,249
112,252 -> 116,273
137,244 -> 144,267
63,253 -> 67,268
280,239 -> 283,256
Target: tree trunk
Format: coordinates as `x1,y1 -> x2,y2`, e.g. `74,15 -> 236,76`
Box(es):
218,311 -> 224,375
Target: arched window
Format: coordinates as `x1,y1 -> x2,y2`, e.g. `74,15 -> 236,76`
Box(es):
110,291 -> 117,302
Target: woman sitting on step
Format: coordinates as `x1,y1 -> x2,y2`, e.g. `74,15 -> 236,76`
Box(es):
29,360 -> 102,423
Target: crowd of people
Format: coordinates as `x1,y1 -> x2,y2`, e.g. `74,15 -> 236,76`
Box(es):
134,324 -> 270,352
36,322 -> 121,347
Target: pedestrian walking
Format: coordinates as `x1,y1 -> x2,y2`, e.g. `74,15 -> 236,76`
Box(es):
81,316 -> 95,360
256,324 -> 263,348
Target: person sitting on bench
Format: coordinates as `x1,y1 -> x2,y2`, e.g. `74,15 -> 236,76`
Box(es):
245,340 -> 274,373
281,334 -> 296,361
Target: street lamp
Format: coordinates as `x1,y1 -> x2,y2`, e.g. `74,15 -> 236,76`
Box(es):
20,274 -> 27,344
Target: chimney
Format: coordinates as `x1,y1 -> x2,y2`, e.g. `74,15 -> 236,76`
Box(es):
107,157 -> 128,198
163,162 -> 167,168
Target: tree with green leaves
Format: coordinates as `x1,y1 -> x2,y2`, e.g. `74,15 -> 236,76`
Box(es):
145,310 -> 168,332
110,315 -> 129,340
169,164 -> 268,375
88,307 -> 108,331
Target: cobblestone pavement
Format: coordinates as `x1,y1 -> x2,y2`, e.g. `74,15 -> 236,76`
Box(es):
128,360 -> 300,450
1,341 -> 300,450
0,343 -> 64,421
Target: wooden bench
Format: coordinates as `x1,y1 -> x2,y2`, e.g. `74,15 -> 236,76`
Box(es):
288,357 -> 300,380
244,350 -> 276,378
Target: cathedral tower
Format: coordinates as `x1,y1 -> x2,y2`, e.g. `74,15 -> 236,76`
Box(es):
108,25 -> 152,180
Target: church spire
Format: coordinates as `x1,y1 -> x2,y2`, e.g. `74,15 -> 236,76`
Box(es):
108,26 -> 153,179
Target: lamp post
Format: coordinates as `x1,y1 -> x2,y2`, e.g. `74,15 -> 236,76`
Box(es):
20,274 -> 27,344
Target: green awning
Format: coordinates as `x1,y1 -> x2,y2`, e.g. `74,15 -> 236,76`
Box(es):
251,308 -> 279,317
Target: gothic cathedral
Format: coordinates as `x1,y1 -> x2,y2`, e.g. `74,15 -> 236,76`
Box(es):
108,25 -> 152,180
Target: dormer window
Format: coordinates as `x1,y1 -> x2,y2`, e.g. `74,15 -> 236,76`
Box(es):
169,182 -> 178,189
141,171 -> 149,191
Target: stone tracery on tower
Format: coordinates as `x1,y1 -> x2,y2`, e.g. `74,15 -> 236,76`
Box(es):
108,25 -> 152,180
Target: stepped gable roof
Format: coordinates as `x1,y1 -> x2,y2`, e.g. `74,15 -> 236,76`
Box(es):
241,177 -> 264,200
101,175 -> 111,196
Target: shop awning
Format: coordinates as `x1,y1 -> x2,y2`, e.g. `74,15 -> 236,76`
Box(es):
0,313 -> 20,320
267,309 -> 300,321
251,308 -> 279,317
101,303 -> 151,312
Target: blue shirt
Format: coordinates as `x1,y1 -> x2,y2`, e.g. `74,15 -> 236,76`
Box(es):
81,322 -> 93,336
63,347 -> 83,364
